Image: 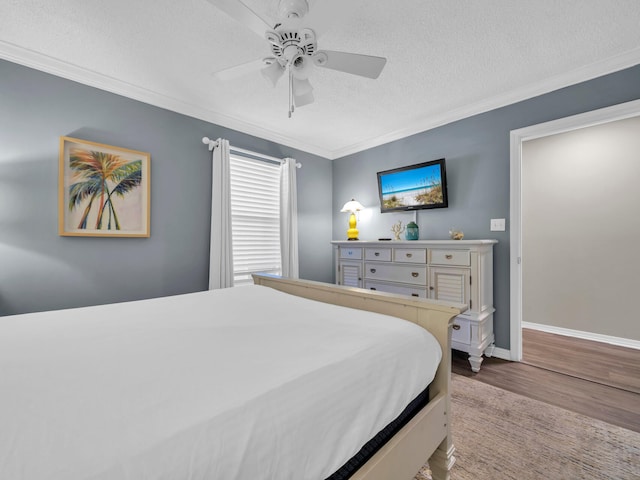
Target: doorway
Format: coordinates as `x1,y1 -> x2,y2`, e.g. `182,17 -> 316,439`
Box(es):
509,99 -> 640,361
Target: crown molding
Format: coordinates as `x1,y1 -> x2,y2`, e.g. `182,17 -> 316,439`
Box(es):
330,47 -> 640,159
0,40 -> 336,159
2,40 -> 640,161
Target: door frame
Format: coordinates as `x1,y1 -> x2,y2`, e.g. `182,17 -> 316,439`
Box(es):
509,99 -> 640,361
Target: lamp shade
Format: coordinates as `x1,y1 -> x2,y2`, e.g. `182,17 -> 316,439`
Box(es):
340,199 -> 364,213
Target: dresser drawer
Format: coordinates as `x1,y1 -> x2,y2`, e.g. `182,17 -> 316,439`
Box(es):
340,247 -> 362,260
429,249 -> 470,266
365,248 -> 391,261
451,318 -> 471,345
364,263 -> 428,285
393,248 -> 427,263
364,281 -> 427,298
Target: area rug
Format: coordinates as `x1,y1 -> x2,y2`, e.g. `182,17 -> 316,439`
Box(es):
414,374 -> 640,480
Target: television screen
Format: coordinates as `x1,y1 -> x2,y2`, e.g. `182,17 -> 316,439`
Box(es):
377,159 -> 448,212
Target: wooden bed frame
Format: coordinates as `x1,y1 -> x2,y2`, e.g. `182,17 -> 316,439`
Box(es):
252,274 -> 464,480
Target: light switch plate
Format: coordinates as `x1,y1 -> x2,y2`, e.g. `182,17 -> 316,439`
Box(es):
490,218 -> 506,231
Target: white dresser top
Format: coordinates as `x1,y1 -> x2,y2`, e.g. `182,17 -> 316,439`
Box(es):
331,239 -> 498,246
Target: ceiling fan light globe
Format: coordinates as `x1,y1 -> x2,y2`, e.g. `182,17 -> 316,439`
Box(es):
292,77 -> 313,96
292,56 -> 313,79
293,89 -> 314,107
261,61 -> 284,86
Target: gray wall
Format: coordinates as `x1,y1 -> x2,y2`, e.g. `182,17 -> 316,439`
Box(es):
332,64 -> 640,350
0,59 -> 333,316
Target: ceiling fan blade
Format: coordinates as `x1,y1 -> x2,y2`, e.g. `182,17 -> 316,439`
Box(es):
204,0 -> 272,37
213,58 -> 265,81
313,50 -> 387,79
301,0 -> 364,38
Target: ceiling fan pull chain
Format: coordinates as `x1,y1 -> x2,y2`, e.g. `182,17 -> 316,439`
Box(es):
288,64 -> 294,118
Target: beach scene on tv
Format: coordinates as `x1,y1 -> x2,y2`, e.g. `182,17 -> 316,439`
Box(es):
380,164 -> 444,209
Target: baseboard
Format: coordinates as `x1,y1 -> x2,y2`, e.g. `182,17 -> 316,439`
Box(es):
523,322 -> 640,350
489,347 -> 512,361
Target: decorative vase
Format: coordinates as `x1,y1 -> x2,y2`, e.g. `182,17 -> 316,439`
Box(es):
406,221 -> 419,240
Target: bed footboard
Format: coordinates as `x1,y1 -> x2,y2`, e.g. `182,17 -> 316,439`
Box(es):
252,274 -> 463,480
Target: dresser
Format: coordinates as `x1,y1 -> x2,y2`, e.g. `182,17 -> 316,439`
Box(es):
332,240 -> 497,372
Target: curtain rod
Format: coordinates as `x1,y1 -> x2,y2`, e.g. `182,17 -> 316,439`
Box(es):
202,137 -> 301,168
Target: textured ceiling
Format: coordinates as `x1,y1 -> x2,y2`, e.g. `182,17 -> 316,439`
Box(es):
1,0 -> 640,159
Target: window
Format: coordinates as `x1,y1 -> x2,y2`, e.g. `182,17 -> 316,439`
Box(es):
229,153 -> 281,286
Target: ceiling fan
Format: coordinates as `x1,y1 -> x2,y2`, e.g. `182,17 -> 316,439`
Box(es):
206,0 -> 387,117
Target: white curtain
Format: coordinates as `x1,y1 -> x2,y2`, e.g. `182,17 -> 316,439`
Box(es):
280,158 -> 299,278
209,138 -> 234,289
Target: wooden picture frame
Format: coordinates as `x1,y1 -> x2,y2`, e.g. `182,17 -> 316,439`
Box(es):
58,136 -> 150,237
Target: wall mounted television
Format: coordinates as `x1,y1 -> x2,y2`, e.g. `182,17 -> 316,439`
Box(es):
377,158 -> 448,213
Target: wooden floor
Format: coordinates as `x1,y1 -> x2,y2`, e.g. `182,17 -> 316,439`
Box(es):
452,328 -> 640,433
521,328 -> 640,393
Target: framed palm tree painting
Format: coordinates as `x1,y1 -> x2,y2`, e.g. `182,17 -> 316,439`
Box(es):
59,137 -> 150,237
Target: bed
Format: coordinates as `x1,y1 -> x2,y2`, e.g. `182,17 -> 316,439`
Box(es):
0,274 -> 463,480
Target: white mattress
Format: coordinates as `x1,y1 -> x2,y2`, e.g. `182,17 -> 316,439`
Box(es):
0,284 -> 441,480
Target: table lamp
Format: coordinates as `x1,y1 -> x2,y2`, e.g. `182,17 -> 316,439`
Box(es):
340,199 -> 364,240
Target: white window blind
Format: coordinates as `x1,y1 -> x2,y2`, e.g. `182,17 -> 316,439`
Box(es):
229,153 -> 281,286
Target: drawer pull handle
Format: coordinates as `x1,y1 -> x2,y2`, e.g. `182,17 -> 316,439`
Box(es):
374,252 -> 380,256
370,268 -> 376,273
411,293 -> 419,297
370,287 -> 377,291
445,254 -> 453,260
452,324 -> 461,330
406,253 -> 413,258
429,286 -> 434,290
411,272 -> 419,277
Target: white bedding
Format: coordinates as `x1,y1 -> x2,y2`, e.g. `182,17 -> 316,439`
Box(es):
0,284 -> 441,480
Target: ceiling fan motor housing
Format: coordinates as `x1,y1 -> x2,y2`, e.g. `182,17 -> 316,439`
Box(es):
267,27 -> 317,64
